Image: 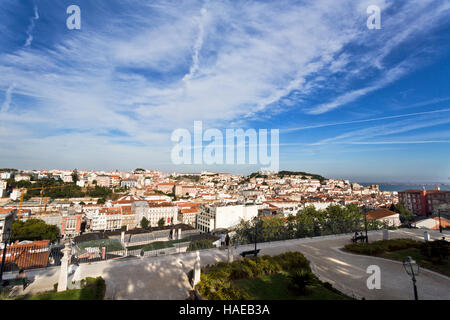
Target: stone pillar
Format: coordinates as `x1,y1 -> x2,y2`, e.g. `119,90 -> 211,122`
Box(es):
193,251 -> 201,287
178,228 -> 182,240
57,246 -> 71,292
424,231 -> 430,242
228,246 -> 234,263
382,229 -> 389,240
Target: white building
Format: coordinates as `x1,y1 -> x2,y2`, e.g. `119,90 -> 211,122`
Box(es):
76,180 -> 86,187
14,175 -> 31,182
147,203 -> 178,227
196,204 -> 258,233
133,201 -> 178,227
0,172 -> 12,180
366,209 -> 401,227
0,180 -> 7,198
10,188 -> 22,201
62,175 -> 73,183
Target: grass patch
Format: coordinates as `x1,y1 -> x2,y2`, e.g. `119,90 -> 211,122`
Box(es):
345,238 -> 449,277
16,277 -> 106,300
127,239 -> 189,251
382,248 -> 450,277
234,273 -> 350,300
77,239 -> 124,252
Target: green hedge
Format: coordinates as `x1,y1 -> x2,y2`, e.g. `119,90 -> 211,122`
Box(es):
345,238 -> 422,255
187,239 -> 215,251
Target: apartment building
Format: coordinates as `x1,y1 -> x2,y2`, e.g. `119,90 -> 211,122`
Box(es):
196,204 -> 258,233
398,188 -> 450,216
61,214 -> 82,238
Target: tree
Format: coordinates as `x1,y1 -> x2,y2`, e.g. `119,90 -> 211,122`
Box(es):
72,169 -> 79,183
158,218 -> 165,227
97,198 -> 105,204
140,217 -> 149,229
391,202 -> 414,223
11,219 -> 59,243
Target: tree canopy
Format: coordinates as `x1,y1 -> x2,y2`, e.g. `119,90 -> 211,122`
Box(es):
11,219 -> 60,243
231,204 -> 386,245
140,217 -> 149,229
390,202 -> 414,222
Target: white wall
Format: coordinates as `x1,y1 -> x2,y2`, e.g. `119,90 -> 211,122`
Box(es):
215,205 -> 258,229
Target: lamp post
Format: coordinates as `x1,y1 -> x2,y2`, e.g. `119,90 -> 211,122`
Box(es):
0,228 -> 12,282
403,256 -> 419,300
364,211 -> 368,243
254,218 -> 258,257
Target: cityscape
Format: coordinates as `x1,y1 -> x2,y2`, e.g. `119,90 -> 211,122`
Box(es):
0,0 -> 449,310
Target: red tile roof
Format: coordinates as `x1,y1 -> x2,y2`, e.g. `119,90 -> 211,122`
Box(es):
366,208 -> 398,220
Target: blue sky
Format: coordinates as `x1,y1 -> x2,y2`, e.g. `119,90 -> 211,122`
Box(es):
0,0 -> 449,183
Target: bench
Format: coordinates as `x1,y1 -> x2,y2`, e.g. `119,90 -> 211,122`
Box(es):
240,249 -> 260,257
351,235 -> 368,243
1,277 -> 31,290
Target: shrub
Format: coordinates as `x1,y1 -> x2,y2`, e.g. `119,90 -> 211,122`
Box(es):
420,240 -> 449,264
230,261 -> 254,279
80,277 -> 106,300
196,251 -> 313,300
288,269 -> 315,294
276,251 -> 310,272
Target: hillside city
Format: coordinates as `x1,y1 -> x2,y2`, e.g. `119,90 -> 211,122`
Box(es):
1,168 -> 449,240
0,168 -> 449,302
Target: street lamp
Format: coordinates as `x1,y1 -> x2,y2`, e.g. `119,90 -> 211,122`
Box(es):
0,228 -> 12,282
253,217 -> 258,257
364,210 -> 369,243
403,256 -> 419,300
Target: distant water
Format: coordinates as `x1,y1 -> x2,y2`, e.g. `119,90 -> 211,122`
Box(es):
359,183 -> 450,192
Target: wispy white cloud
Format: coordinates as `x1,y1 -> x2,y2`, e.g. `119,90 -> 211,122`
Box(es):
24,5 -> 39,47
285,107 -> 450,132
309,114 -> 450,146
1,83 -> 16,113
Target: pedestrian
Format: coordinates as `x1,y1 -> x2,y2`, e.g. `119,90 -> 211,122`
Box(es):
16,269 -> 27,279
225,233 -> 230,247
16,269 -> 28,289
220,233 -> 225,248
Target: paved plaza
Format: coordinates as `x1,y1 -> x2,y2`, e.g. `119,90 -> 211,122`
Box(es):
8,228 -> 450,300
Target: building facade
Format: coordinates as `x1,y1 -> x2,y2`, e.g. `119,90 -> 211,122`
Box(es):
196,204 -> 258,233
399,188 -> 450,216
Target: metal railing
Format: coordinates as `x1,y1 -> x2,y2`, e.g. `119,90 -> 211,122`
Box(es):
231,218 -> 389,246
